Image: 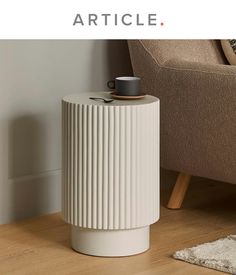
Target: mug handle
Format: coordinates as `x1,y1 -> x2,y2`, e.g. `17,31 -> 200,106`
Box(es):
107,80 -> 115,89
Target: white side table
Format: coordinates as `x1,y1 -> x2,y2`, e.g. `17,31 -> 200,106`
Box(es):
62,91 -> 159,257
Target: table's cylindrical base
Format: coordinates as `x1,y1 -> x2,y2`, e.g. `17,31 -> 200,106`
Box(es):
71,225 -> 150,257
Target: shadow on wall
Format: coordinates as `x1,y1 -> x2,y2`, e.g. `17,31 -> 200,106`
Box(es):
8,115 -> 60,221
106,40 -> 133,78
8,116 -> 44,221
8,115 -> 45,178
89,40 -> 133,91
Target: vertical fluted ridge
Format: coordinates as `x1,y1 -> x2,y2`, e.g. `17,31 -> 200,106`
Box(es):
62,100 -> 159,230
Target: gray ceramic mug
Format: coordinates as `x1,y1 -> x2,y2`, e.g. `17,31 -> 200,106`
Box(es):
107,76 -> 141,96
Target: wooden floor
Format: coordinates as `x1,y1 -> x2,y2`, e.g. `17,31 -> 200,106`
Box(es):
0,170 -> 236,275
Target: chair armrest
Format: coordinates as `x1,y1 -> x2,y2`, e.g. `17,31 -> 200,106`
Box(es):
157,59 -> 236,182
164,58 -> 236,75
157,58 -> 236,132
160,59 -> 236,98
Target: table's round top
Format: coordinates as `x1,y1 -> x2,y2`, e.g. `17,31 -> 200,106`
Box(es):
63,92 -> 159,107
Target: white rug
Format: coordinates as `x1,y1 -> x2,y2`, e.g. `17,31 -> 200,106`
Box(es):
173,235 -> 236,274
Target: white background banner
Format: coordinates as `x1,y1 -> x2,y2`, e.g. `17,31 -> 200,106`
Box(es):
0,0 -> 235,38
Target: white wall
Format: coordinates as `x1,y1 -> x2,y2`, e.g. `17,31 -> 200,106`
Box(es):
0,40 -> 132,224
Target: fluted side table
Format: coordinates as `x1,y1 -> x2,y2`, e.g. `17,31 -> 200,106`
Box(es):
62,91 -> 159,257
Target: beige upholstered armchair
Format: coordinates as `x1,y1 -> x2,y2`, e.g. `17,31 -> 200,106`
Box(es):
128,40 -> 236,209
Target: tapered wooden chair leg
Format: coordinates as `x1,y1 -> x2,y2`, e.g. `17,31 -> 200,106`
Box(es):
167,173 -> 191,209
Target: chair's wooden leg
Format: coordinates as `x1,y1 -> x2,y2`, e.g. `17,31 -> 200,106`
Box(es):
167,173 -> 191,209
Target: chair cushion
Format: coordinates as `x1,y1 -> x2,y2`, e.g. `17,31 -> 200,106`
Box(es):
221,40 -> 236,65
